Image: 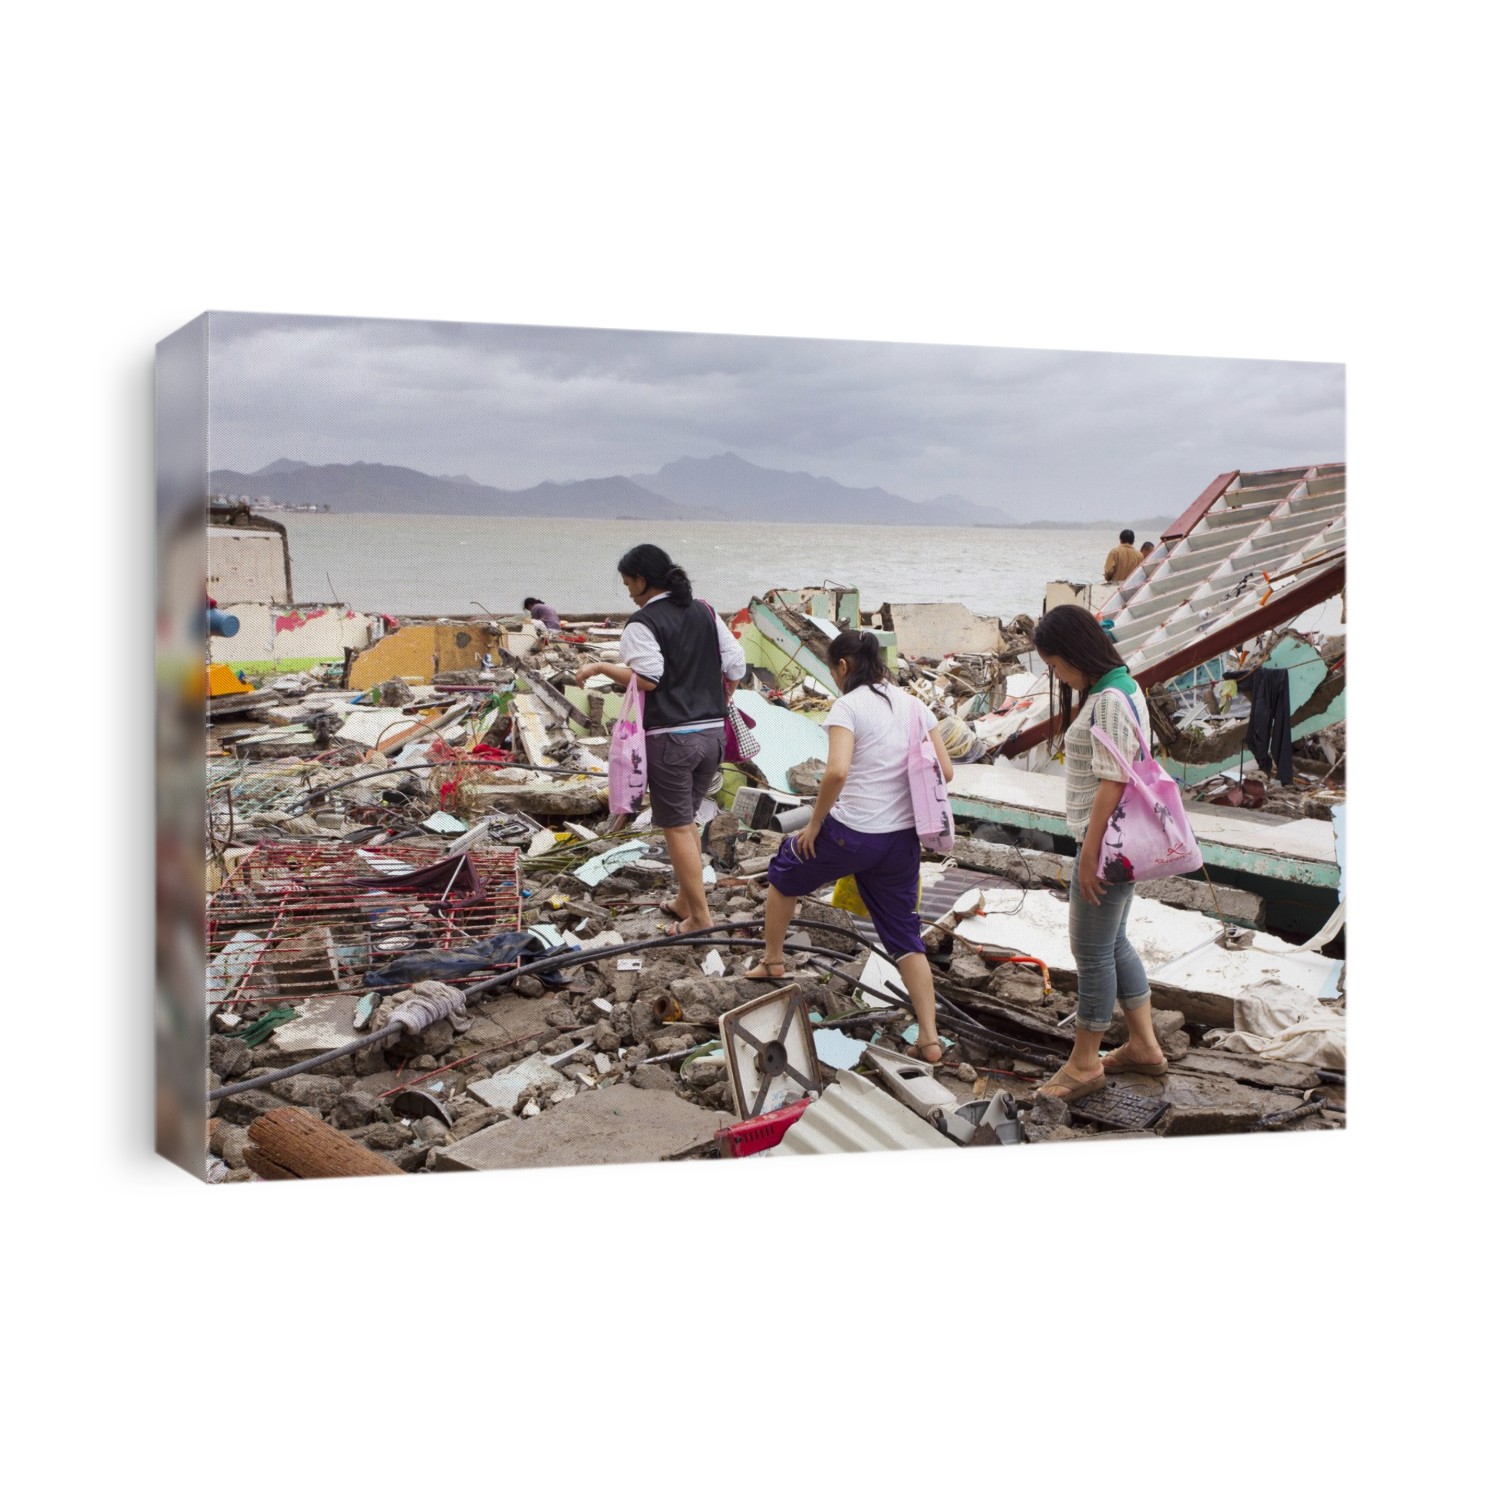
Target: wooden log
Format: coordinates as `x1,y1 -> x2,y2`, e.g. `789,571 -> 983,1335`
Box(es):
246,1107 -> 404,1179
241,1146 -> 299,1181
470,781 -> 608,816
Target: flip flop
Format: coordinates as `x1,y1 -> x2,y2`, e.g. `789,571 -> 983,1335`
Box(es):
1101,1051 -> 1168,1077
657,899 -> 688,920
1037,1066 -> 1108,1102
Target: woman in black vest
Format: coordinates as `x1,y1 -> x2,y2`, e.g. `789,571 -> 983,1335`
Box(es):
575,544 -> 745,934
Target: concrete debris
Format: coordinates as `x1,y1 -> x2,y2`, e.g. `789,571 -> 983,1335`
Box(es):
205,564 -> 1344,1182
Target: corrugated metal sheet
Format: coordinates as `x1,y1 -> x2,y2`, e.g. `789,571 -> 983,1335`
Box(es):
1099,463 -> 1345,668
984,463 -> 1345,764
768,1069 -> 958,1155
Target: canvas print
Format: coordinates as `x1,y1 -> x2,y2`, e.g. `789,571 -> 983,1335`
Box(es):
156,313 -> 1346,1181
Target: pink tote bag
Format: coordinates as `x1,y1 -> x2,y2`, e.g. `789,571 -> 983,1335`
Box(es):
608,675 -> 648,817
1089,688 -> 1203,883
906,697 -> 955,853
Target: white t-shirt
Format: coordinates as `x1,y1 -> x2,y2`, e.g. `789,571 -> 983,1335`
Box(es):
824,685 -> 937,833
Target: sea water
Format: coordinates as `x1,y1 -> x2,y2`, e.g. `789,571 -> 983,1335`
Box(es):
279,512 -> 1132,621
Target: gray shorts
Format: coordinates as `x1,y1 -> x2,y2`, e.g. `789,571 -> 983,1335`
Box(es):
646,726 -> 725,828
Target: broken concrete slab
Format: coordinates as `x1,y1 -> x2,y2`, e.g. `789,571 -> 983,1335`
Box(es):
1167,1050 -> 1322,1092
467,1043 -> 588,1111
267,992 -> 361,1054
950,886 -> 1338,1020
429,1085 -> 733,1170
945,835 -> 1267,927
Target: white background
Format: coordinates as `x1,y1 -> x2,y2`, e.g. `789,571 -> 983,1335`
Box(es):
6,4 -> 1485,1496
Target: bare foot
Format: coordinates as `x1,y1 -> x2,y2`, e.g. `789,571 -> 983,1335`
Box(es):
905,1039 -> 948,1065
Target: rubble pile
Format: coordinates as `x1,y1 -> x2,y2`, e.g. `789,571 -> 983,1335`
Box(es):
205,593 -> 1345,1182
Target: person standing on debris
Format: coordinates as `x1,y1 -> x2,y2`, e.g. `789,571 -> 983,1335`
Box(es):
574,544 -> 745,936
1031,604 -> 1166,1101
1103,529 -> 1143,584
523,597 -> 562,633
749,631 -> 956,1066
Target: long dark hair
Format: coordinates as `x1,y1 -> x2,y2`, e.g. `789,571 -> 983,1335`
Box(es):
1031,604 -> 1128,746
617,543 -> 692,605
828,629 -> 891,704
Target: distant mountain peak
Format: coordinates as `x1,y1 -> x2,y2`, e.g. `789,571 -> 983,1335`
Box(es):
254,457 -> 311,476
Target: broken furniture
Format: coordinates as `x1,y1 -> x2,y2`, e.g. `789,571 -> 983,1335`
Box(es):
719,985 -> 821,1118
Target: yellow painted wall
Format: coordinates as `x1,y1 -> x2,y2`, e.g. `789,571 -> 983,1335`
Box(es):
348,623 -> 504,690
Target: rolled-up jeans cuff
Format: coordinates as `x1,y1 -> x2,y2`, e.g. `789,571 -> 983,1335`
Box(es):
1120,989 -> 1152,1013
1074,1001 -> 1114,1033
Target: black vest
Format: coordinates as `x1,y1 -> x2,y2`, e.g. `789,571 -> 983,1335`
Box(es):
628,598 -> 725,731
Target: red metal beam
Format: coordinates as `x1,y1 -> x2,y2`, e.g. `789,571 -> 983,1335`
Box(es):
999,560 -> 1345,759
1161,471 -> 1238,543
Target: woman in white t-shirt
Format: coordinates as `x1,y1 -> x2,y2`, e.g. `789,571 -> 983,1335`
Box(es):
749,631 -> 956,1064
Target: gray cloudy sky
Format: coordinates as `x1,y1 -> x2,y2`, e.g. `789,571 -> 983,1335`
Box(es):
206,312 -> 1344,520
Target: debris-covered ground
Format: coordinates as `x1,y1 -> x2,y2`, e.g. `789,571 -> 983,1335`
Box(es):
205,601 -> 1345,1182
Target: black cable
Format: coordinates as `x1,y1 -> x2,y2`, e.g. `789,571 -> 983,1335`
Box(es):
208,916 -> 1064,1102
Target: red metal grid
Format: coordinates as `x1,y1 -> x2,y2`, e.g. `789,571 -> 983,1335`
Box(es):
206,840 -> 523,1009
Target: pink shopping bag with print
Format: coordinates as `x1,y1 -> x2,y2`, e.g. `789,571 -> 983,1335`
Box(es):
609,674 -> 648,817
1089,688 -> 1202,883
906,698 -> 955,853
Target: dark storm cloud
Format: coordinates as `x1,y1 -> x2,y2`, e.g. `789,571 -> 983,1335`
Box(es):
206,312 -> 1344,519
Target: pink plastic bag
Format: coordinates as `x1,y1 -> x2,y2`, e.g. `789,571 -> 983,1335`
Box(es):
1089,688 -> 1203,883
609,675 -> 648,817
906,698 -> 955,853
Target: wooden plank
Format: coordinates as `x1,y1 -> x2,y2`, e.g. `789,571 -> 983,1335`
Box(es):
360,701 -> 468,762
247,1107 -> 404,1178
509,693 -> 557,767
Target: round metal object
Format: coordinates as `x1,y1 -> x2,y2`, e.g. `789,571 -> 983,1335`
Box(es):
760,1039 -> 788,1075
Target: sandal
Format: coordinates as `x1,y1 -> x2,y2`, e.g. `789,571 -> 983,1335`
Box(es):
657,898 -> 688,920
1037,1065 -> 1107,1103
743,957 -> 787,981
1101,1050 -> 1168,1077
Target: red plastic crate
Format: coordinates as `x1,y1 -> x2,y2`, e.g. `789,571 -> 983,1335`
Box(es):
715,1096 -> 814,1158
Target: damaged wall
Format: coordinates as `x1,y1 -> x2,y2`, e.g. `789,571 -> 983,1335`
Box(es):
348,622 -> 511,690
208,525 -> 293,607
888,602 -> 1005,658
210,602 -> 379,672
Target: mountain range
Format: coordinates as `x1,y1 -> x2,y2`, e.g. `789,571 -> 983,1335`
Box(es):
209,452 -> 1163,529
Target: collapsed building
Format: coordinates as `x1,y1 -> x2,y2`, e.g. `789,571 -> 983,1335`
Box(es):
202,464 -> 1346,1181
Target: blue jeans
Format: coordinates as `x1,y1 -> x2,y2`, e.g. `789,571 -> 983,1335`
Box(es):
1069,862 -> 1151,1032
